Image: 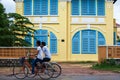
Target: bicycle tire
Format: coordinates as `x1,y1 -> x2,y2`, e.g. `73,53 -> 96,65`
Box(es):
38,62 -> 53,80
13,64 -> 28,79
27,67 -> 36,78
51,62 -> 62,78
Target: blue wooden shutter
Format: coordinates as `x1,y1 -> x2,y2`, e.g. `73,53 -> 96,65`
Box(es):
97,0 -> 105,16
114,32 -> 116,45
50,0 -> 58,15
50,32 -> 57,54
98,32 -> 105,45
40,0 -> 48,15
82,30 -> 89,53
89,31 -> 96,54
81,0 -> 88,15
89,0 -> 96,15
82,0 -> 96,15
72,31 -> 80,54
71,0 -> 79,15
34,0 -> 41,15
25,33 -> 32,46
34,30 -> 48,47
82,30 -> 96,54
24,0 -> 32,15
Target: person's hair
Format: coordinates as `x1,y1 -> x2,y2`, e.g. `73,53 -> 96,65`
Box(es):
42,42 -> 46,46
36,40 -> 41,46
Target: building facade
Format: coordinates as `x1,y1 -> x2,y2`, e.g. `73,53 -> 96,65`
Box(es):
15,0 -> 114,62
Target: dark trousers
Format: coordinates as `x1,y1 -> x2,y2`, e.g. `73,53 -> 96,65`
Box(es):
32,58 -> 42,74
43,58 -> 51,62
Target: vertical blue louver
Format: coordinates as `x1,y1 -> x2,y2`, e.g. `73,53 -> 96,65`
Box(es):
41,0 -> 48,15
50,0 -> 58,15
71,0 -> 79,15
81,0 -> 96,15
89,0 -> 96,15
72,31 -> 80,54
81,0 -> 88,15
34,30 -> 48,47
34,0 -> 48,15
97,0 -> 105,16
98,32 -> 106,45
34,0 -> 41,15
25,33 -> 32,46
50,32 -> 57,54
24,0 -> 32,15
82,30 -> 96,54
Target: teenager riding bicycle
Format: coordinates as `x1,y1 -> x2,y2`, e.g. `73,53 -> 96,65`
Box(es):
32,40 -> 43,74
41,42 -> 51,62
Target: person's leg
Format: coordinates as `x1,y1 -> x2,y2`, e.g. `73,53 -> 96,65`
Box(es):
32,59 -> 36,74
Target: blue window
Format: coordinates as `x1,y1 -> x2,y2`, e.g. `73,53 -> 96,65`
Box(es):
81,0 -> 96,15
82,30 -> 96,54
98,32 -> 106,45
34,0 -> 41,15
71,0 -> 79,15
50,32 -> 57,54
72,31 -> 80,54
24,0 -> 32,15
34,30 -> 48,47
41,0 -> 48,15
34,0 -> 48,15
25,33 -> 32,46
97,0 -> 105,16
50,0 -> 58,15
72,30 -> 106,54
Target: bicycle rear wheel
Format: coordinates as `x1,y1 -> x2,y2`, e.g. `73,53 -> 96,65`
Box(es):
13,64 -> 28,79
38,62 -> 53,80
51,62 -> 62,78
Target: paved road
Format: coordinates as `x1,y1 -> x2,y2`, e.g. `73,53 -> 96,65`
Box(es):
1,74 -> 120,80
0,63 -> 120,80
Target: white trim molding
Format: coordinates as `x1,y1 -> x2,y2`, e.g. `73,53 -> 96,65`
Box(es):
14,0 -> 24,2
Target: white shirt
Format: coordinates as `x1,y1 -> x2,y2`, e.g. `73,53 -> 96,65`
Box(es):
42,46 -> 51,59
37,46 -> 43,60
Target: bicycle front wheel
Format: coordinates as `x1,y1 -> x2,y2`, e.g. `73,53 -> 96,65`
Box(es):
13,64 -> 28,79
38,62 -> 53,80
51,62 -> 62,78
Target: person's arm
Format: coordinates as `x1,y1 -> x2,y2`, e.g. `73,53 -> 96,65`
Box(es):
35,47 -> 40,56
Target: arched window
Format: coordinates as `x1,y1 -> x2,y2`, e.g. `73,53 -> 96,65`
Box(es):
50,32 -> 57,54
25,33 -> 32,46
72,31 -> 80,54
34,30 -> 48,47
98,31 -> 106,45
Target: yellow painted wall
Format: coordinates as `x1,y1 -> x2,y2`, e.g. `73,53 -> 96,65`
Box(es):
15,0 -> 114,62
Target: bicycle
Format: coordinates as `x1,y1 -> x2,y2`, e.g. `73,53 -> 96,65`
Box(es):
13,56 -> 54,80
49,62 -> 62,78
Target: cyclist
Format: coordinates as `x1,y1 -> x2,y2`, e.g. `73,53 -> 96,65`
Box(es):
41,42 -> 51,62
32,40 -> 43,74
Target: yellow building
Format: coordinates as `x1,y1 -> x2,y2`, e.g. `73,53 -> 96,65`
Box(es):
14,0 -> 115,62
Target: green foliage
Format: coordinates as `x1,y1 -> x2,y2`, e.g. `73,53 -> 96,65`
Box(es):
117,38 -> 120,42
0,3 -> 35,47
92,59 -> 120,71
